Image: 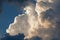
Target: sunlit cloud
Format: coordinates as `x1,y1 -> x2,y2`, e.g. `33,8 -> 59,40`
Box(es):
6,0 -> 60,40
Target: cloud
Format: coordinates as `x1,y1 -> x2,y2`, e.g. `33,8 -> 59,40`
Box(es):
25,36 -> 42,40
30,36 -> 42,40
6,14 -> 29,36
6,0 -> 60,40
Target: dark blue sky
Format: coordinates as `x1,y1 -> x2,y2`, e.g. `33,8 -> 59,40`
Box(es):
0,2 -> 21,38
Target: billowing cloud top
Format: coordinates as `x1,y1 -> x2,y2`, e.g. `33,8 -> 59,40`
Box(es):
6,0 -> 60,40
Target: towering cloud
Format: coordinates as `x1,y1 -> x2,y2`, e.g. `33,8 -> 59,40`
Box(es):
6,0 -> 60,40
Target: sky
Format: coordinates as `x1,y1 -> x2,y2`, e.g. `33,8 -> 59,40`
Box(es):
0,2 -> 21,37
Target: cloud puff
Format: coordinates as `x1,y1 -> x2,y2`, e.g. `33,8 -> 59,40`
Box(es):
6,14 -> 29,36
6,0 -> 60,40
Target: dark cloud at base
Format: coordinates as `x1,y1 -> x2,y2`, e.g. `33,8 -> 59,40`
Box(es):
1,34 -> 60,40
25,36 -> 42,40
1,33 -> 25,40
1,33 -> 42,40
29,36 -> 42,40
52,38 -> 59,40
